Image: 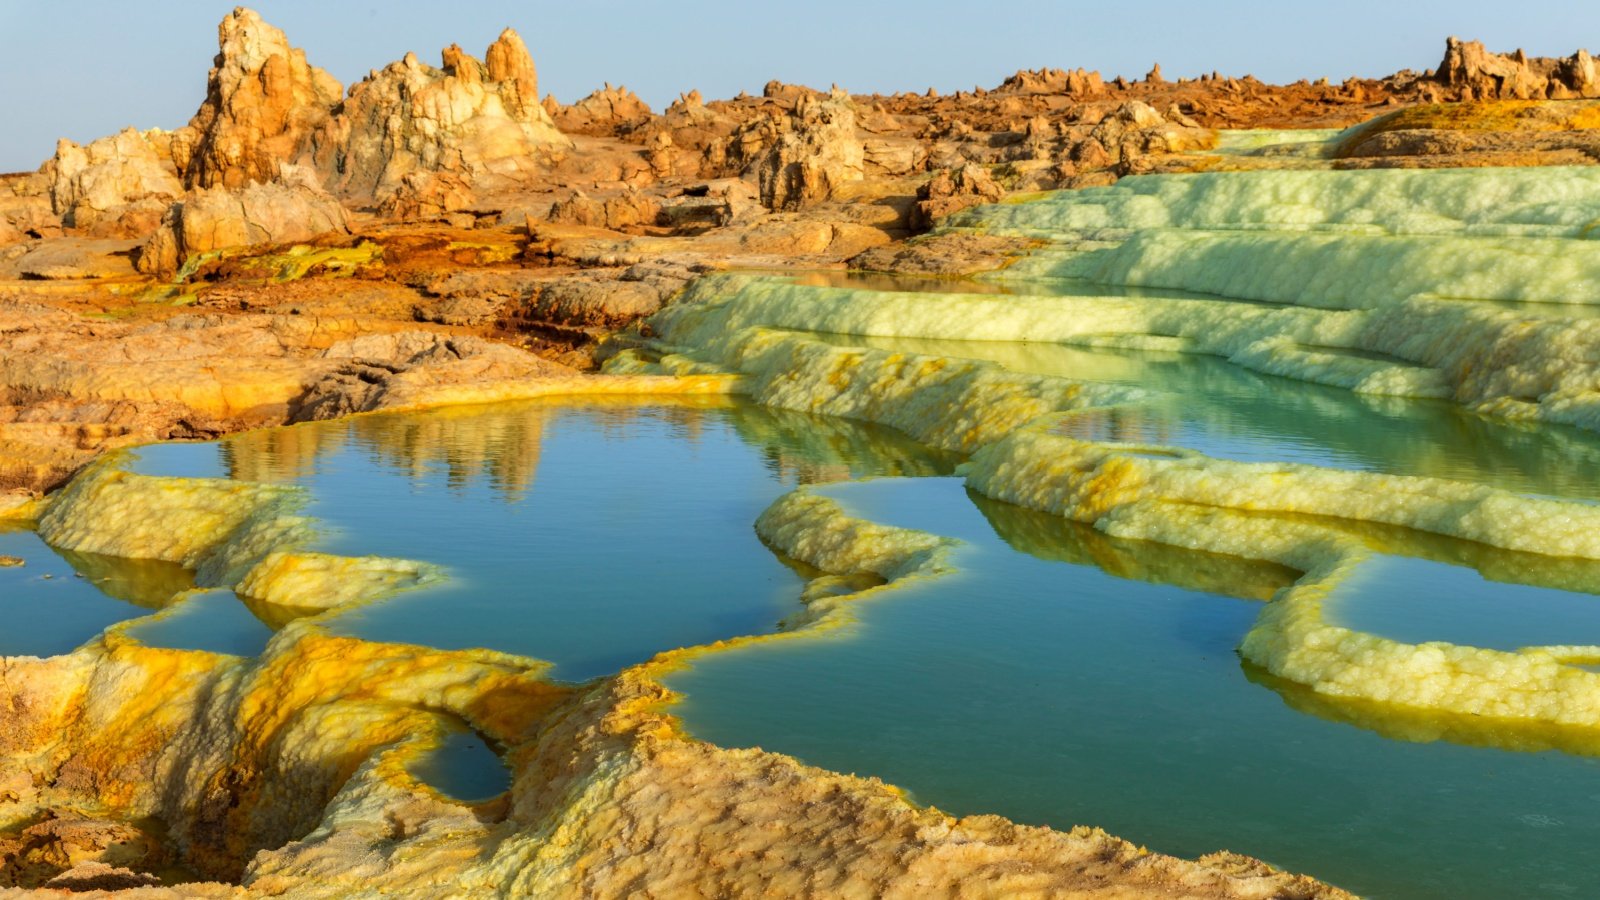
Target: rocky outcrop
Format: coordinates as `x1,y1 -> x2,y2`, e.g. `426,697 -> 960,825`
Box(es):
1082,100 -> 1213,170
0,173 -> 56,246
483,26 -> 538,104
377,171 -> 476,221
1436,37 -> 1600,100
548,188 -> 662,231
171,7 -> 343,189
753,90 -> 864,210
294,332 -> 576,419
911,164 -> 1003,230
998,67 -> 1106,97
552,84 -> 654,136
47,129 -> 183,236
0,238 -> 141,280
644,90 -> 742,161
309,31 -> 571,204
137,166 -> 350,276
75,9 -> 570,211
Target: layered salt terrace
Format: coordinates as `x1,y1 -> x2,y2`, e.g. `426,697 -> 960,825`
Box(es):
9,163 -> 1600,897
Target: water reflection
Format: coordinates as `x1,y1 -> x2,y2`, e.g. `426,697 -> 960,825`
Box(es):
106,398 -> 960,673
803,332 -> 1600,499
670,477 -> 1600,900
0,525 -> 193,657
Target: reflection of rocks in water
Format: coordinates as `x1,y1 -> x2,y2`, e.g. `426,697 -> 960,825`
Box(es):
53,547 -> 195,609
725,402 -> 964,485
969,490 -> 1299,602
346,400 -> 551,500
1244,662 -> 1600,758
1055,406 -> 1181,450
221,423 -> 350,484
1252,511 -> 1600,597
236,591 -> 326,631
216,396 -> 964,502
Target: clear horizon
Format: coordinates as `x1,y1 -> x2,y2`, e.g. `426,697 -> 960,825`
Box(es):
2,0 -> 1598,172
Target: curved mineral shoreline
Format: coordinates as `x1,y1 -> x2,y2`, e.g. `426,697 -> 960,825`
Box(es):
5,6 -> 1600,895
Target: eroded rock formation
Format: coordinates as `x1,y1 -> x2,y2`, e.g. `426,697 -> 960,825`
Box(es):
551,84 -> 655,136
309,32 -> 571,204
911,163 -> 1004,229
137,166 -> 350,276
753,90 -> 865,210
1436,37 -> 1600,100
48,129 -> 183,236
171,7 -> 343,190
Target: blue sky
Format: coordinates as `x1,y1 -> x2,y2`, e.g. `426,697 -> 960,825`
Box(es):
3,1 -> 1598,171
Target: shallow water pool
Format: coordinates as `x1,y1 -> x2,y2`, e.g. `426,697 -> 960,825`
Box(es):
669,477 -> 1600,899
119,397 -> 957,677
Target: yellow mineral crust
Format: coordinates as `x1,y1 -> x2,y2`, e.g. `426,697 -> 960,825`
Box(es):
613,333 -> 1144,454
0,493 -> 44,522
36,462 -> 308,571
1,404 -> 1349,895
2,624 -> 564,884
756,490 -> 954,583
965,429 -> 1600,560
652,271 -> 1600,429
962,428 -> 1600,732
636,275 -> 1459,401
234,552 -> 444,613
30,456 -> 445,623
1072,229 -> 1600,310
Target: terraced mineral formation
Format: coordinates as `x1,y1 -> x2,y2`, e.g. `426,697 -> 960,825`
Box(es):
0,421 -> 1346,898
6,5 -> 1600,896
604,157 -> 1600,758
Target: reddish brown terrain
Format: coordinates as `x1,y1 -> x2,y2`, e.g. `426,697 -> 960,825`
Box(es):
3,11 -> 1597,504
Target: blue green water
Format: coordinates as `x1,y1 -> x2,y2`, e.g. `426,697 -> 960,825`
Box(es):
407,724 -> 511,803
121,398 -> 958,677
14,340 -> 1600,896
0,524 -> 192,657
668,476 -> 1600,899
125,589 -> 275,657
1330,556 -> 1600,653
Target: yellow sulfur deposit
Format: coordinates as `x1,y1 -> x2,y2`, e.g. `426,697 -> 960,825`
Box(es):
960,428 -> 1600,731
1055,229 -> 1600,310
234,551 -> 445,614
36,461 -> 309,570
964,428 -> 1600,561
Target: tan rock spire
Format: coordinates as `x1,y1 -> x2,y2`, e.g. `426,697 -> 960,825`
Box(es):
308,28 -> 570,203
486,27 -> 539,114
173,7 -> 343,189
